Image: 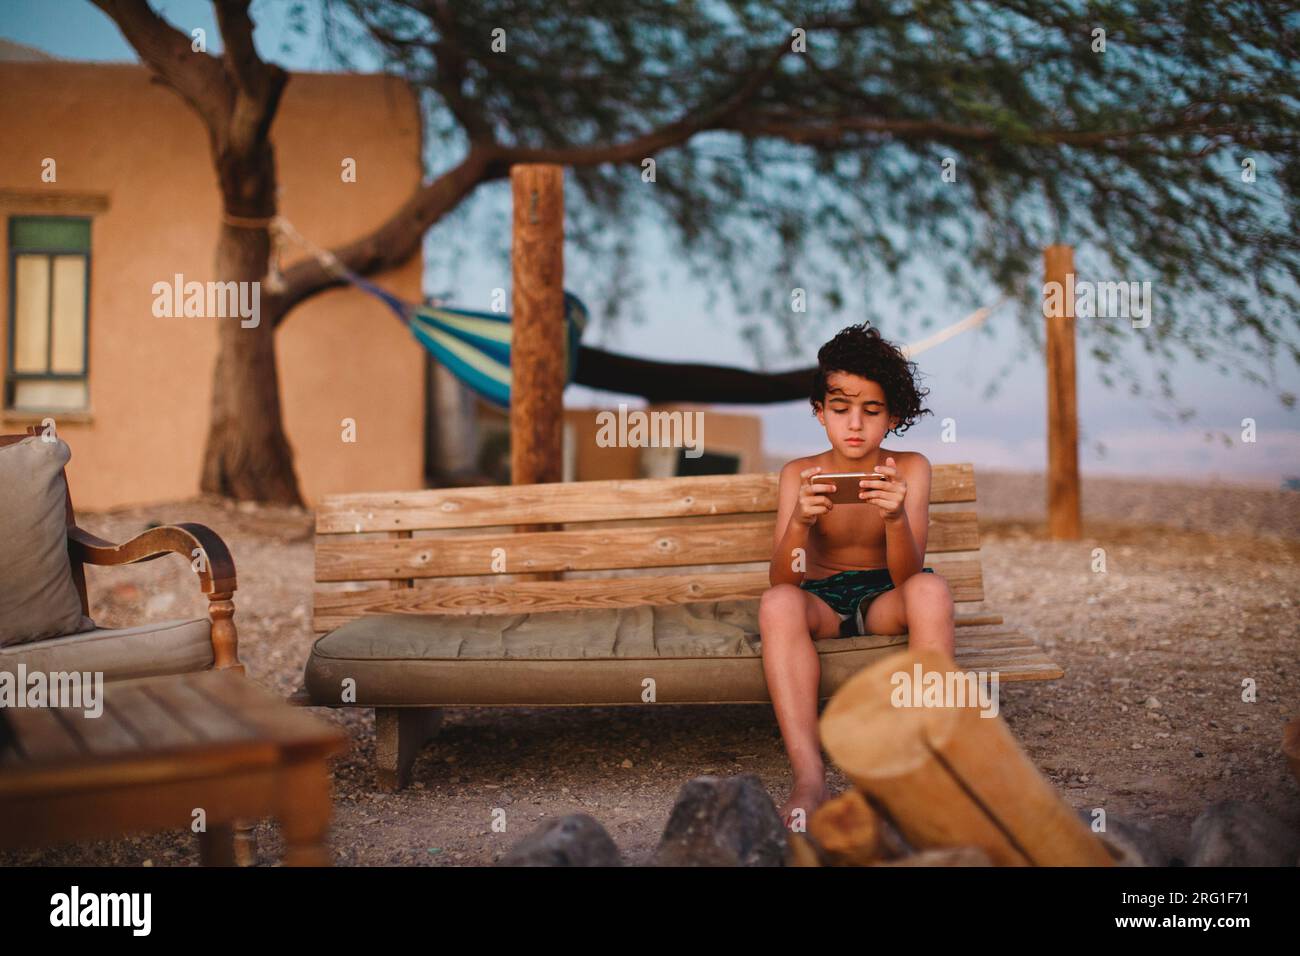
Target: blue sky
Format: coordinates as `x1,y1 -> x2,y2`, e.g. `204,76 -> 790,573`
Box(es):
4,0 -> 1297,486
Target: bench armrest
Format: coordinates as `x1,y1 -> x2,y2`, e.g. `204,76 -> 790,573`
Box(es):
68,523 -> 242,673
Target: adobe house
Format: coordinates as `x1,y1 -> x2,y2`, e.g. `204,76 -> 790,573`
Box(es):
0,53 -> 426,509
1,49 -> 767,507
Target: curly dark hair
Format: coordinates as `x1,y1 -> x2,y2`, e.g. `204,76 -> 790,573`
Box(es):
809,322 -> 931,436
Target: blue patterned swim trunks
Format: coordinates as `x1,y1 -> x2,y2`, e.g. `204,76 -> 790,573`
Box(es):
799,566 -> 936,637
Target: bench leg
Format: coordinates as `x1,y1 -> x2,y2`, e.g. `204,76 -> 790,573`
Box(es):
233,819 -> 258,866
198,823 -> 236,866
196,821 -> 256,866
374,707 -> 444,791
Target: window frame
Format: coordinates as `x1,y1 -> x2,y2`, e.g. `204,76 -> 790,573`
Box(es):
6,215 -> 92,412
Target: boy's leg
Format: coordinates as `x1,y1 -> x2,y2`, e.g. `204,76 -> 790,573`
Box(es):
758,583 -> 843,827
860,571 -> 956,656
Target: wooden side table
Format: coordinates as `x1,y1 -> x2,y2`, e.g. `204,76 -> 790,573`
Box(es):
0,669 -> 347,865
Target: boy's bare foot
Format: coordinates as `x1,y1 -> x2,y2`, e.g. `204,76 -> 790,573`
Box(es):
778,778 -> 830,829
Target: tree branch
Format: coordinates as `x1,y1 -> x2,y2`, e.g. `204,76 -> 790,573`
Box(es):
272,36 -> 796,319
490,39 -> 793,167
269,145 -> 499,322
212,0 -> 288,154
428,0 -> 494,143
716,111 -> 1274,154
90,0 -> 231,128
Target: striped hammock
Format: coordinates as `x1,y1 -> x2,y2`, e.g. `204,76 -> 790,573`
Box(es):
269,217 -> 587,409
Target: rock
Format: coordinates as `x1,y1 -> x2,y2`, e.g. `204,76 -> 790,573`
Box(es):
1187,801 -> 1300,867
872,847 -> 993,866
1144,696 -> 1161,709
1076,809 -> 1169,866
649,775 -> 786,867
497,813 -> 622,867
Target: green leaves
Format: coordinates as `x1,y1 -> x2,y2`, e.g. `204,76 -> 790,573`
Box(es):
338,0 -> 1297,410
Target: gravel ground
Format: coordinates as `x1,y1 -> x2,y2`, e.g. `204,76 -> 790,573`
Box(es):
3,470 -> 1297,866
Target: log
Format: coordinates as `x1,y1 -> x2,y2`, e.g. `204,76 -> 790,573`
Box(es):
819,649 -> 1113,866
809,789 -> 885,865
784,833 -> 824,867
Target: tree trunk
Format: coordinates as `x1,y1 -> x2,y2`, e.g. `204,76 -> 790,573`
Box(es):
199,154 -> 301,504
199,222 -> 301,504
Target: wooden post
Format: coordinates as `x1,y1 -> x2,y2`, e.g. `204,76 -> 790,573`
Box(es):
1044,244 -> 1081,540
510,164 -> 565,488
509,165 -> 565,582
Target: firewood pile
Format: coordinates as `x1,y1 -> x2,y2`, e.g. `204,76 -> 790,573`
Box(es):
798,649 -> 1115,866
497,652 -> 1300,866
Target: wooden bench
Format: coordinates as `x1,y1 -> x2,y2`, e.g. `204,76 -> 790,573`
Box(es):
303,463 -> 1062,789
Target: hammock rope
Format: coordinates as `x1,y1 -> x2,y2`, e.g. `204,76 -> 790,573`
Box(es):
269,216 -> 587,410
899,297 -> 1008,359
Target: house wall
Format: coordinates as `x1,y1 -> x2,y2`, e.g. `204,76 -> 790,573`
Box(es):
0,63 -> 426,509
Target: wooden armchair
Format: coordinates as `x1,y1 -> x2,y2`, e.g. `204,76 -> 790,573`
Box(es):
0,427 -> 241,677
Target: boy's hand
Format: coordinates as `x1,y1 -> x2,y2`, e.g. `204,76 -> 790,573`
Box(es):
861,456 -> 907,522
796,465 -> 835,526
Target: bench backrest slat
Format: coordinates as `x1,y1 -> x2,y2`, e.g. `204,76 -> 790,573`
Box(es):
315,511 -> 981,582
316,464 -> 976,534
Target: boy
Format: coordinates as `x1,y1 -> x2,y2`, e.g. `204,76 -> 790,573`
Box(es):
760,322 -> 956,827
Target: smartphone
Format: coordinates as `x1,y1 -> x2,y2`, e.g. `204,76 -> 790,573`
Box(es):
817,472 -> 886,504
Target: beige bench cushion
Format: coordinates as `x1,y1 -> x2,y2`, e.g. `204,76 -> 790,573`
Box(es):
0,618 -> 213,683
314,600 -> 767,661
304,600 -> 909,706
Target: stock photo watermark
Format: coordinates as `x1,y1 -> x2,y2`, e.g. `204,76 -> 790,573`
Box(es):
890,661 -> 1000,718
151,274 -> 261,328
595,403 -> 705,459
1043,272 -> 1152,329
49,886 -> 151,936
0,666 -> 103,719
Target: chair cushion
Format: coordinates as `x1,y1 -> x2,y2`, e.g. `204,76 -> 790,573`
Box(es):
303,600 -> 908,706
0,436 -> 94,647
0,618 -> 213,682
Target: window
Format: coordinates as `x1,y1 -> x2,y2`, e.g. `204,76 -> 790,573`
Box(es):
7,216 -> 91,412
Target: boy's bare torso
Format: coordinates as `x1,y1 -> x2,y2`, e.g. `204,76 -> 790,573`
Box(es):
785,447 -> 917,579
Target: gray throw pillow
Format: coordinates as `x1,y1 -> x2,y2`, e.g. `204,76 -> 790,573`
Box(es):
0,436 -> 95,646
